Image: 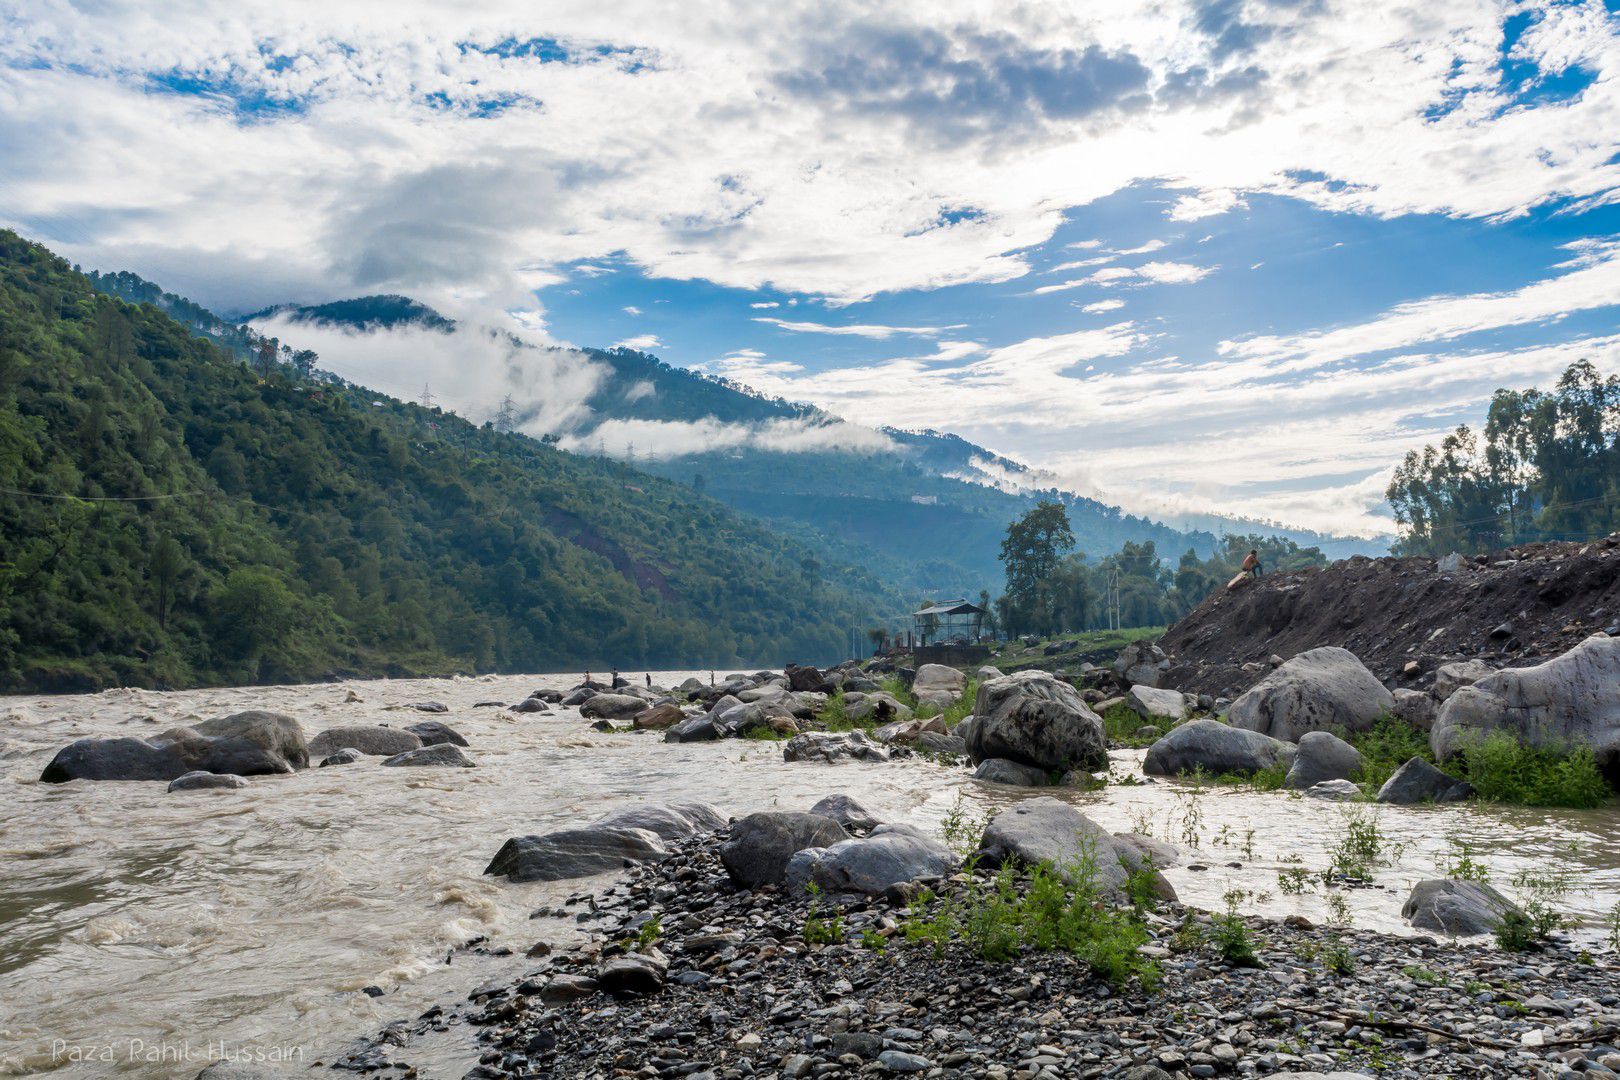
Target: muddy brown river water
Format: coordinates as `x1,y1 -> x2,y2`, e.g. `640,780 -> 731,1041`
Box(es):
2,672 -> 1617,1077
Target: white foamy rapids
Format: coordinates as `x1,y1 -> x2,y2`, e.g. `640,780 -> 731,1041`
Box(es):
2,672 -> 1618,1076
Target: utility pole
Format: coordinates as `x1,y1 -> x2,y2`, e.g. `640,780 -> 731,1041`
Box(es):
1105,568 -> 1121,631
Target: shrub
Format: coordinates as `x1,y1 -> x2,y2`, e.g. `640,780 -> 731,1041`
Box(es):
1459,734 -> 1612,809
1349,716 -> 1432,792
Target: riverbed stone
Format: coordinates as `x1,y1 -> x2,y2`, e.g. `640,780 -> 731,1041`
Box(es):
845,692 -> 913,725
631,703 -> 684,731
1142,719 -> 1295,777
785,823 -> 957,895
1226,647 -> 1394,741
1392,688 -> 1438,730
1376,757 -> 1473,803
718,811 -> 850,887
381,743 -> 477,767
309,725 -> 421,758
511,697 -> 550,714
663,713 -> 723,743
1305,779 -> 1362,801
976,797 -> 1133,890
1284,730 -> 1365,789
320,748 -> 362,767
1402,879 -> 1520,936
808,794 -> 882,832
1127,685 -> 1187,722
580,694 -> 650,721
1433,659 -> 1496,701
916,731 -> 966,756
1114,641 -> 1170,687
913,663 -> 967,709
591,802 -> 727,840
168,770 -> 249,792
405,721 -> 469,747
973,757 -> 1049,786
1432,633 -> 1620,774
485,827 -> 670,882
966,670 -> 1107,773
596,948 -> 668,994
782,730 -> 890,763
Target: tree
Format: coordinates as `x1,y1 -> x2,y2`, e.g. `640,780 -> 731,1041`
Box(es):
999,500 -> 1075,627
210,570 -> 296,677
148,535 -> 184,630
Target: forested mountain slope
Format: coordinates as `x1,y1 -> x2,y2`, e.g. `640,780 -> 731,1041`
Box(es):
0,231 -> 900,691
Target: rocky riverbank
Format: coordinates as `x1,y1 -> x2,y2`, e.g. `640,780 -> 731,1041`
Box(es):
328,816 -> 1620,1080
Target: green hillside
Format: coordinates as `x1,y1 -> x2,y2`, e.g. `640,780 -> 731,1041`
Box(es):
0,231 -> 901,691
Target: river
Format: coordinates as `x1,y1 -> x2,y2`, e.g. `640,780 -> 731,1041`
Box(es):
2,672 -> 1617,1077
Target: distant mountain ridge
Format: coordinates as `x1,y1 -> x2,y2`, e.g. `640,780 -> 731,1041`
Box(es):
144,286 -> 1386,600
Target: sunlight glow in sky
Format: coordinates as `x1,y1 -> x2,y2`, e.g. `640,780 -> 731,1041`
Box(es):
5,0 -> 1620,535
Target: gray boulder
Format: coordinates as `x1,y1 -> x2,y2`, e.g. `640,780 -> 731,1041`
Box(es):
809,794 -> 882,832
406,721 -> 469,747
785,823 -> 957,895
168,770 -> 249,792
596,948 -> 668,994
320,748 -> 362,767
404,700 -> 448,713
1391,688 -> 1437,730
718,811 -> 849,887
664,714 -> 723,743
1111,831 -> 1180,869
591,802 -> 727,839
1127,685 -> 1186,722
1142,719 -> 1295,777
1305,779 -> 1363,801
972,758 -> 1048,786
1284,731 -> 1365,789
528,688 -> 564,703
966,670 -> 1107,773
845,692 -> 912,725
560,688 -> 596,707
308,725 -> 421,758
485,827 -> 669,882
382,743 -> 477,767
916,731 -> 967,756
41,711 -> 310,783
1433,660 -> 1495,701
782,730 -> 890,763
631,703 -> 685,730
190,711 -> 310,768
1114,641 -> 1170,687
511,697 -> 550,714
913,663 -> 967,708
1226,647 -> 1394,741
976,797 -> 1167,894
1432,634 -> 1620,773
1402,879 -> 1520,936
977,665 -> 1005,681
1376,757 -> 1473,804
580,694 -> 650,721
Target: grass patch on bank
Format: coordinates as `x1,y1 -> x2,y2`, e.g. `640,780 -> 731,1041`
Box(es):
993,626 -> 1164,673
1348,716 -> 1613,810
918,678 -> 979,727
1101,702 -> 1167,749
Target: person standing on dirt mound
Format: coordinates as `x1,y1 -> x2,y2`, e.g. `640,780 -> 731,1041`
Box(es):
1243,549 -> 1262,579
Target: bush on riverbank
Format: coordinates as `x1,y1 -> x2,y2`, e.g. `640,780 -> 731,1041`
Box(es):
1349,717 -> 1613,809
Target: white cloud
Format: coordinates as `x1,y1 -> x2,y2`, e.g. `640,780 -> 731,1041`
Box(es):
753,317 -> 968,338
1133,261 -> 1215,285
1081,299 -> 1125,313
749,301 -> 780,308
1167,189 -> 1247,222
622,305 -> 642,315
615,333 -> 664,350
560,416 -> 895,459
1032,261 -> 1211,293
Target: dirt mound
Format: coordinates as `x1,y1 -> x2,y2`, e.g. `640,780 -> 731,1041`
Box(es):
1156,536 -> 1620,699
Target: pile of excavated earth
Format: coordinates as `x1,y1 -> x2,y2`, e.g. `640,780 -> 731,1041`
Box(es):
1155,536 -> 1620,700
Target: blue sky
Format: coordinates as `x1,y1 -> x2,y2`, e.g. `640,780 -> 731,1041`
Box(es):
4,0 -> 1620,534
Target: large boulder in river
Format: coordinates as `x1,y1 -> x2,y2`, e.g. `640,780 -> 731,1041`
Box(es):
485,827 -> 670,882
976,797 -> 1170,896
168,770 -> 249,792
1402,879 -> 1520,936
1431,634 -> 1620,774
190,711 -> 310,768
785,824 -> 957,895
1284,731 -> 1365,790
382,743 -> 477,767
406,721 -> 469,747
785,664 -> 827,692
1126,685 -> 1186,723
41,711 -> 309,783
1376,757 -> 1473,804
664,713 -> 723,743
631,703 -> 685,731
309,725 -> 421,757
845,692 -> 912,725
973,758 -> 1048,786
592,802 -> 727,839
719,811 -> 850,888
1142,719 -> 1295,778
965,670 -> 1107,773
809,794 -> 882,832
580,694 -> 651,722
912,664 -> 967,708
782,730 -> 890,763
1226,647 -> 1393,741
1391,688 -> 1437,730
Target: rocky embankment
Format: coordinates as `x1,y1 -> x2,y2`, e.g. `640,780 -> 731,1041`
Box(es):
328,804 -> 1620,1080
1154,537 -> 1620,700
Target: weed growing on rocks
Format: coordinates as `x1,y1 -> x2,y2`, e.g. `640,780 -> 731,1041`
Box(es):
1213,890 -> 1262,968
1459,734 -> 1612,809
